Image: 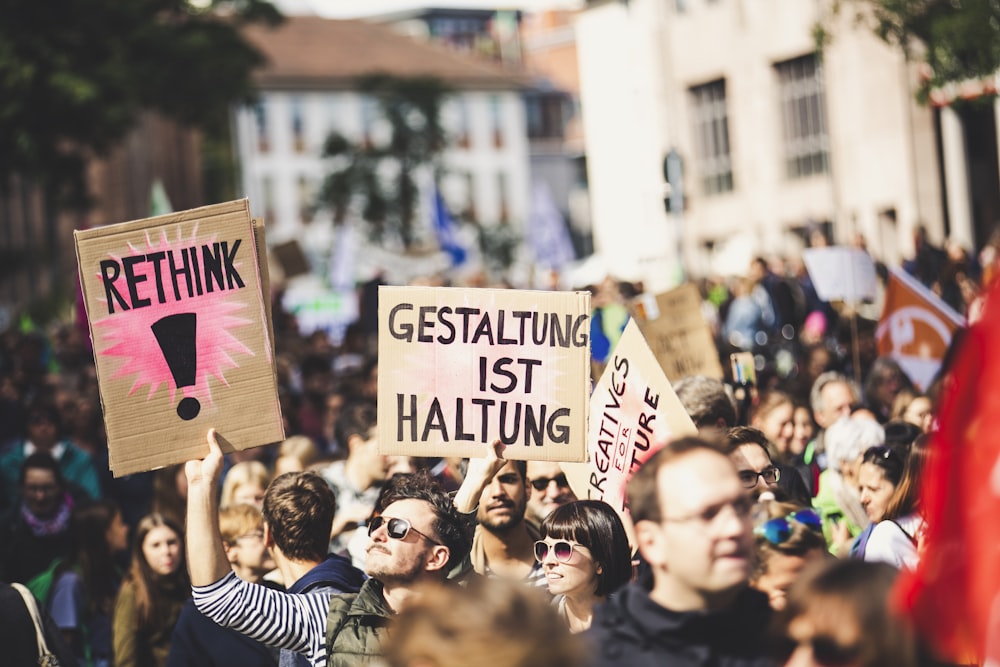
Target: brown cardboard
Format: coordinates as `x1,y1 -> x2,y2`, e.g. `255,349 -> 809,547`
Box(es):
75,199 -> 284,476
630,283 -> 724,381
377,286 -> 590,461
563,319 -> 697,516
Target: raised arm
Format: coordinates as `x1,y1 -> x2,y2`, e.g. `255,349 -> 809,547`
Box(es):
452,439 -> 507,513
184,428 -> 230,586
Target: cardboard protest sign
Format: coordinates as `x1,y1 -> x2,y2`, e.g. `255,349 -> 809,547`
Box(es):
377,286 -> 590,461
802,246 -> 878,303
563,320 -> 697,516
75,199 -> 284,476
630,283 -> 724,381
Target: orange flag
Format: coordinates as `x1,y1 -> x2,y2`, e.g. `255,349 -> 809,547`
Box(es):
876,267 -> 964,391
892,281 -> 998,663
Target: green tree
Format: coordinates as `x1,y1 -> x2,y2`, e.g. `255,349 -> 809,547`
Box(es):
823,0 -> 1000,101
0,0 -> 282,207
317,74 -> 450,248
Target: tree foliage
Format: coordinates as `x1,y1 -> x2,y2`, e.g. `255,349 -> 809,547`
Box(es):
317,75 -> 450,249
828,0 -> 1000,101
0,0 -> 282,207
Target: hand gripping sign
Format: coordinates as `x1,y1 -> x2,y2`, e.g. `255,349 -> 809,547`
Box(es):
75,199 -> 283,476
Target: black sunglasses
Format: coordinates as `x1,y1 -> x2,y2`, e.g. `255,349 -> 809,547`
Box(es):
533,540 -> 582,563
367,516 -> 440,546
738,466 -> 780,488
771,634 -> 861,666
530,473 -> 569,492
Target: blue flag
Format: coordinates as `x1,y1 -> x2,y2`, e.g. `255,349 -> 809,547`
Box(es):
433,188 -> 466,266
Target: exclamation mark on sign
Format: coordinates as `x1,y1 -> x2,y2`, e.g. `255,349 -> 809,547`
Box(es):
151,313 -> 201,420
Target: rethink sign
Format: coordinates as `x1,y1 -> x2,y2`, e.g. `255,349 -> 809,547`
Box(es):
377,286 -> 590,461
75,199 -> 284,476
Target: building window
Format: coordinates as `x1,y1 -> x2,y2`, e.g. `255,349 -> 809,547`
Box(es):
525,93 -> 566,140
456,98 -> 471,149
497,172 -> 509,221
261,175 -> 275,222
490,95 -> 504,149
255,101 -> 269,153
464,172 -> 477,221
298,176 -> 313,223
361,95 -> 378,148
775,54 -> 829,179
689,79 -> 734,196
291,96 -> 306,153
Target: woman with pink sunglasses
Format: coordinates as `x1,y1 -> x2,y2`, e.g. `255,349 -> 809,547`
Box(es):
534,500 -> 632,633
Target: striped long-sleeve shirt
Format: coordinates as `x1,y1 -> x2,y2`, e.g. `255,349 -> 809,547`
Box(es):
193,572 -> 331,667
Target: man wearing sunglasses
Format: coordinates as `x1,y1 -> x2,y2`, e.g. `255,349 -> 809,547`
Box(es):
587,437 -> 773,666
185,429 -> 472,667
525,461 -> 577,523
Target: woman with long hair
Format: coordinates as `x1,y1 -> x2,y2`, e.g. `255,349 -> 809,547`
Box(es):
112,513 -> 189,667
49,499 -> 130,667
861,436 -> 928,570
535,500 -> 633,633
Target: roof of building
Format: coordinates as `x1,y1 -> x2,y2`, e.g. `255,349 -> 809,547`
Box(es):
242,16 -> 528,91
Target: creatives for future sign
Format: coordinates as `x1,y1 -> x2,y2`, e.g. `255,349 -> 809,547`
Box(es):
75,199 -> 284,476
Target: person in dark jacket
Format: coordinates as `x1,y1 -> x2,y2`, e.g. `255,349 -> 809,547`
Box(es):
587,437 -> 773,666
167,504 -> 279,667
0,580 -> 79,667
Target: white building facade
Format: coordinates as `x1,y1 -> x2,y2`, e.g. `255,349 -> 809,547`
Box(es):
577,0 -> 966,288
232,17 -> 531,283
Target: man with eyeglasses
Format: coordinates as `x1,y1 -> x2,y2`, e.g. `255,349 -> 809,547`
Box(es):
727,426 -> 811,505
185,429 -> 472,667
525,461 -> 577,523
587,437 -> 773,666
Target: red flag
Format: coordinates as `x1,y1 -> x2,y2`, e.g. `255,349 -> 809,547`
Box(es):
892,281 -> 1000,663
876,267 -> 965,391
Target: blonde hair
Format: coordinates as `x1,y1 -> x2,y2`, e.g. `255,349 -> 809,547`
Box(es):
221,461 -> 272,508
219,503 -> 264,545
274,436 -> 320,476
385,578 -> 587,667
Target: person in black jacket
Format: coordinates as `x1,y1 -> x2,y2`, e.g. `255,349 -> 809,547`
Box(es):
0,580 -> 79,667
587,437 -> 774,666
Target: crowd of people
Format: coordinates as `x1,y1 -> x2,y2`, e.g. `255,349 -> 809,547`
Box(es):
0,228 -> 992,666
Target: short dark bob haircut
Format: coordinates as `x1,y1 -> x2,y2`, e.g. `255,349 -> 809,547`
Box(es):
540,499 -> 633,597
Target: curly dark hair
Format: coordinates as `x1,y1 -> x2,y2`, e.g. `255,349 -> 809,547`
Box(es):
376,470 -> 472,573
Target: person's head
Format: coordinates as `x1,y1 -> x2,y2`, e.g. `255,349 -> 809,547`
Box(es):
220,503 -> 275,581
823,416 -> 885,489
810,372 -> 859,429
725,426 -> 780,500
476,460 -> 529,535
892,392 -> 934,433
858,445 -> 907,523
23,400 -> 62,449
526,460 -> 576,522
751,501 -> 828,611
337,401 -> 389,484
674,376 -> 738,434
751,391 -> 795,456
882,436 -> 927,522
863,357 -> 913,420
220,461 -> 271,509
628,437 -> 754,611
19,452 -> 66,519
262,471 -> 335,563
790,404 -> 815,456
70,499 -> 128,565
771,559 -> 922,667
133,512 -> 184,579
273,435 -> 320,477
536,500 -> 632,599
367,470 -> 472,583
384,577 -> 588,667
